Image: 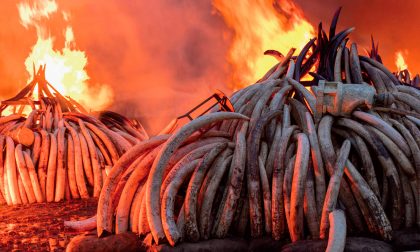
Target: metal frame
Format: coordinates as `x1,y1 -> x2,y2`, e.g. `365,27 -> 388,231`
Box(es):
177,90 -> 234,121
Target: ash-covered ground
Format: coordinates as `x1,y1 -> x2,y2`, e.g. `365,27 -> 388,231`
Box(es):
0,198 -> 97,251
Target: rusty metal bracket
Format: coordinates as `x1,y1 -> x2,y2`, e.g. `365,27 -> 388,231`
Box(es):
177,90 -> 234,121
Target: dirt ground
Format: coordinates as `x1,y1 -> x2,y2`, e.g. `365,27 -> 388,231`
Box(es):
0,198 -> 97,252
1,198 -> 419,252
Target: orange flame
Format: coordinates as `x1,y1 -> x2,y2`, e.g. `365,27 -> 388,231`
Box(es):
395,51 -> 408,72
17,0 -> 113,111
213,0 -> 314,90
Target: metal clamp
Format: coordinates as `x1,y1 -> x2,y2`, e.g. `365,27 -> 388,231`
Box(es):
312,80 -> 376,121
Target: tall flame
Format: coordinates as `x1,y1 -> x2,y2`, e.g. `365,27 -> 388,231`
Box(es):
213,0 -> 314,90
395,51 -> 408,72
17,0 -> 113,111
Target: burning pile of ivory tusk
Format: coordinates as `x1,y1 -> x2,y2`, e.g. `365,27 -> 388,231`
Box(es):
0,67 -> 148,206
64,8 -> 420,250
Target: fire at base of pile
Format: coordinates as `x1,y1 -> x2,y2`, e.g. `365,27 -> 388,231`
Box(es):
0,66 -> 148,206
67,9 -> 420,251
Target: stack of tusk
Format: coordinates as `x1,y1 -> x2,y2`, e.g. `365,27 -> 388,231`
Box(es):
66,7 -> 420,249
0,104 -> 147,206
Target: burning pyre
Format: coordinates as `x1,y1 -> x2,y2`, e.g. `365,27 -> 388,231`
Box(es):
0,67 -> 148,206
0,0 -> 419,251
0,0 -> 147,208
61,7 -> 420,251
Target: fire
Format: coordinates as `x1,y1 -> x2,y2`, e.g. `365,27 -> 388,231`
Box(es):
395,51 -> 408,72
17,0 -> 113,112
213,0 -> 314,90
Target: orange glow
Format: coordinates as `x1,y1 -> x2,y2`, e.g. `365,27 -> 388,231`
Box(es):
213,0 -> 314,90
17,0 -> 113,112
395,51 -> 408,72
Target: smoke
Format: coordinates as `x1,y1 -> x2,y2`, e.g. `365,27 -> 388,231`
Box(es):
61,0 -> 234,133
0,2 -> 34,99
1,0 -> 418,134
0,0 -> 230,134
294,0 -> 420,74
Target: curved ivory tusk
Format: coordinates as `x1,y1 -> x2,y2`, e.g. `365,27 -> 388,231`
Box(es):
353,111 -> 411,156
23,151 -> 43,203
334,44 -> 344,82
368,126 -> 415,177
289,133 -> 310,242
15,144 -> 36,204
407,115 -> 420,127
211,127 -> 246,237
199,149 -> 233,240
318,116 -> 364,231
162,160 -> 200,246
286,59 -> 295,78
6,136 -> 21,205
392,92 -> 420,113
185,143 -> 228,240
97,135 -> 170,237
145,112 -> 249,244
79,120 -> 102,197
54,126 -> 67,202
272,126 -> 295,240
320,140 -> 351,238
343,47 -> 352,83
65,122 -> 89,199
350,43 -> 363,84
287,78 -> 316,113
396,85 -> 420,101
65,215 -> 97,231
325,210 -> 346,252
305,112 -> 326,215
